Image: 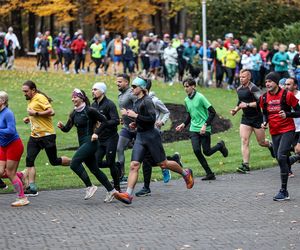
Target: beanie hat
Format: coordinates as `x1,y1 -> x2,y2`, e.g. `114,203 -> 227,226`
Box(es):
265,72 -> 280,85
93,82 -> 107,94
132,77 -> 147,89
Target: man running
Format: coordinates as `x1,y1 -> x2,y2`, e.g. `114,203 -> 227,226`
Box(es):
116,74 -> 137,184
114,77 -> 194,204
176,78 -> 228,180
283,77 -> 300,176
91,82 -> 121,200
260,72 -> 300,201
230,69 -> 274,173
22,81 -> 71,196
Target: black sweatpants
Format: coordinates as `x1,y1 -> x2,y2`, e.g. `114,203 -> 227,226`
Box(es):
190,132 -> 222,175
271,131 -> 295,191
95,134 -> 120,190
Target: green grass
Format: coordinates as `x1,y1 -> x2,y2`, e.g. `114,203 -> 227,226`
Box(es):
0,69 -> 277,192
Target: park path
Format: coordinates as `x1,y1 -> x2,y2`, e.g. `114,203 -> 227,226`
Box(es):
1,166 -> 300,250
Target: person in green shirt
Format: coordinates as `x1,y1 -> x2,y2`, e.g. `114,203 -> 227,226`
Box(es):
90,39 -> 103,75
176,78 -> 229,180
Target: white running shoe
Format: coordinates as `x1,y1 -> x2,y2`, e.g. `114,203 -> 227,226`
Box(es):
104,190 -> 116,203
11,197 -> 30,207
84,185 -> 98,200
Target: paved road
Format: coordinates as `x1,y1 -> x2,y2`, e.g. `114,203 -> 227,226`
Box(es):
1,166 -> 300,250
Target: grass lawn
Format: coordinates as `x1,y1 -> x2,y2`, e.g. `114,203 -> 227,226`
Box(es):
0,67 -> 277,192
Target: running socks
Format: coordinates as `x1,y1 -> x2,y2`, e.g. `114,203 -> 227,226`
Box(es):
12,178 -> 25,198
126,187 -> 133,195
29,183 -> 38,192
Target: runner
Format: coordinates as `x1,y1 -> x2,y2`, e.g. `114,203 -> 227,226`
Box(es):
176,78 -> 229,180
22,81 -> 71,196
230,69 -> 274,173
57,89 -> 117,201
116,73 -> 137,184
283,77 -> 300,176
91,82 -> 121,200
0,91 -> 29,207
260,72 -> 300,201
135,79 -> 182,197
114,77 -> 194,204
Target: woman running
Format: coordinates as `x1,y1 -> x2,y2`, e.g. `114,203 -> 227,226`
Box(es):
0,91 -> 29,207
57,89 -> 116,201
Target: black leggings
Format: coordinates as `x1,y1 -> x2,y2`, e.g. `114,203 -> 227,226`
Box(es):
271,131 -> 295,191
92,57 -> 102,74
95,134 -> 120,189
71,140 -> 113,191
190,132 -> 221,175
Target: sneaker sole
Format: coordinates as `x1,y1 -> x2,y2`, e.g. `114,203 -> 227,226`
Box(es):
104,197 -> 115,203
273,197 -> 290,201
114,194 -> 132,204
25,192 -> 39,197
11,201 -> 30,207
236,168 -> 249,174
135,192 -> 151,197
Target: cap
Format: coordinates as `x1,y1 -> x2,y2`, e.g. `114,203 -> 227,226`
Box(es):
279,78 -> 287,87
289,43 -> 296,49
149,32 -> 154,37
265,72 -> 280,84
132,77 -> 147,89
93,82 -> 107,94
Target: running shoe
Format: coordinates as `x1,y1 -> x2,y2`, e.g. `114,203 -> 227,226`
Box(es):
219,140 -> 229,157
183,168 -> 194,189
289,171 -> 295,178
162,169 -> 171,183
173,152 -> 183,167
268,143 -> 275,158
201,173 -> 216,181
24,187 -> 39,197
236,163 -> 250,174
114,191 -> 133,204
273,189 -> 290,201
11,197 -> 30,207
135,187 -> 151,197
84,185 -> 98,200
104,190 -> 116,203
0,179 -> 8,190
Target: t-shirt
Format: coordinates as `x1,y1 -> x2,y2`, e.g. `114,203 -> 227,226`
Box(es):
236,82 -> 262,118
27,93 -> 55,137
114,40 -> 122,56
0,107 -> 19,147
90,43 -> 103,58
184,92 -> 212,133
259,88 -> 299,135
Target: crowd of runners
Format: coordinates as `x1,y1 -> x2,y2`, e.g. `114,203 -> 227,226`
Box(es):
2,27 -> 300,89
1,27 -> 300,207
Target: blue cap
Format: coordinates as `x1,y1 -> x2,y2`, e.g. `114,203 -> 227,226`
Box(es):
132,77 -> 147,89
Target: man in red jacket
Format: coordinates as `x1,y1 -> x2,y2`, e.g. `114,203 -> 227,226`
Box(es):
71,34 -> 86,74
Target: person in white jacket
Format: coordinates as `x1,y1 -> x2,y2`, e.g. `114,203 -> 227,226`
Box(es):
163,41 -> 178,85
4,27 -> 20,69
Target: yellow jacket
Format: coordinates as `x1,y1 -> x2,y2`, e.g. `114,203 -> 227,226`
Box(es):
222,50 -> 240,68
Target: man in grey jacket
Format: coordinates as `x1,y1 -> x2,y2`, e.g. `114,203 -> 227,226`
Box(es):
116,73 -> 137,184
146,35 -> 163,80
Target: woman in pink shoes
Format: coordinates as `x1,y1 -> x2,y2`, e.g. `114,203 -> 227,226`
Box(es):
0,91 -> 29,207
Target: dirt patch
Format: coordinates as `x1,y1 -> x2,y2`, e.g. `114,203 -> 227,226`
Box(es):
162,103 -> 232,143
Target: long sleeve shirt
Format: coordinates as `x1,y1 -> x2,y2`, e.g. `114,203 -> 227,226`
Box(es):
0,107 -> 19,147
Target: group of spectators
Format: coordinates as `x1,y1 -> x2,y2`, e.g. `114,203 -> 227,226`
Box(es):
2,27 -> 300,89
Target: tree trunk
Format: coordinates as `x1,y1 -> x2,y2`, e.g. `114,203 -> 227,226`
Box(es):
69,21 -> 74,37
50,14 -> 55,35
28,12 -> 36,52
11,8 -> 24,56
161,2 -> 170,35
179,8 -> 187,36
40,16 -> 45,32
